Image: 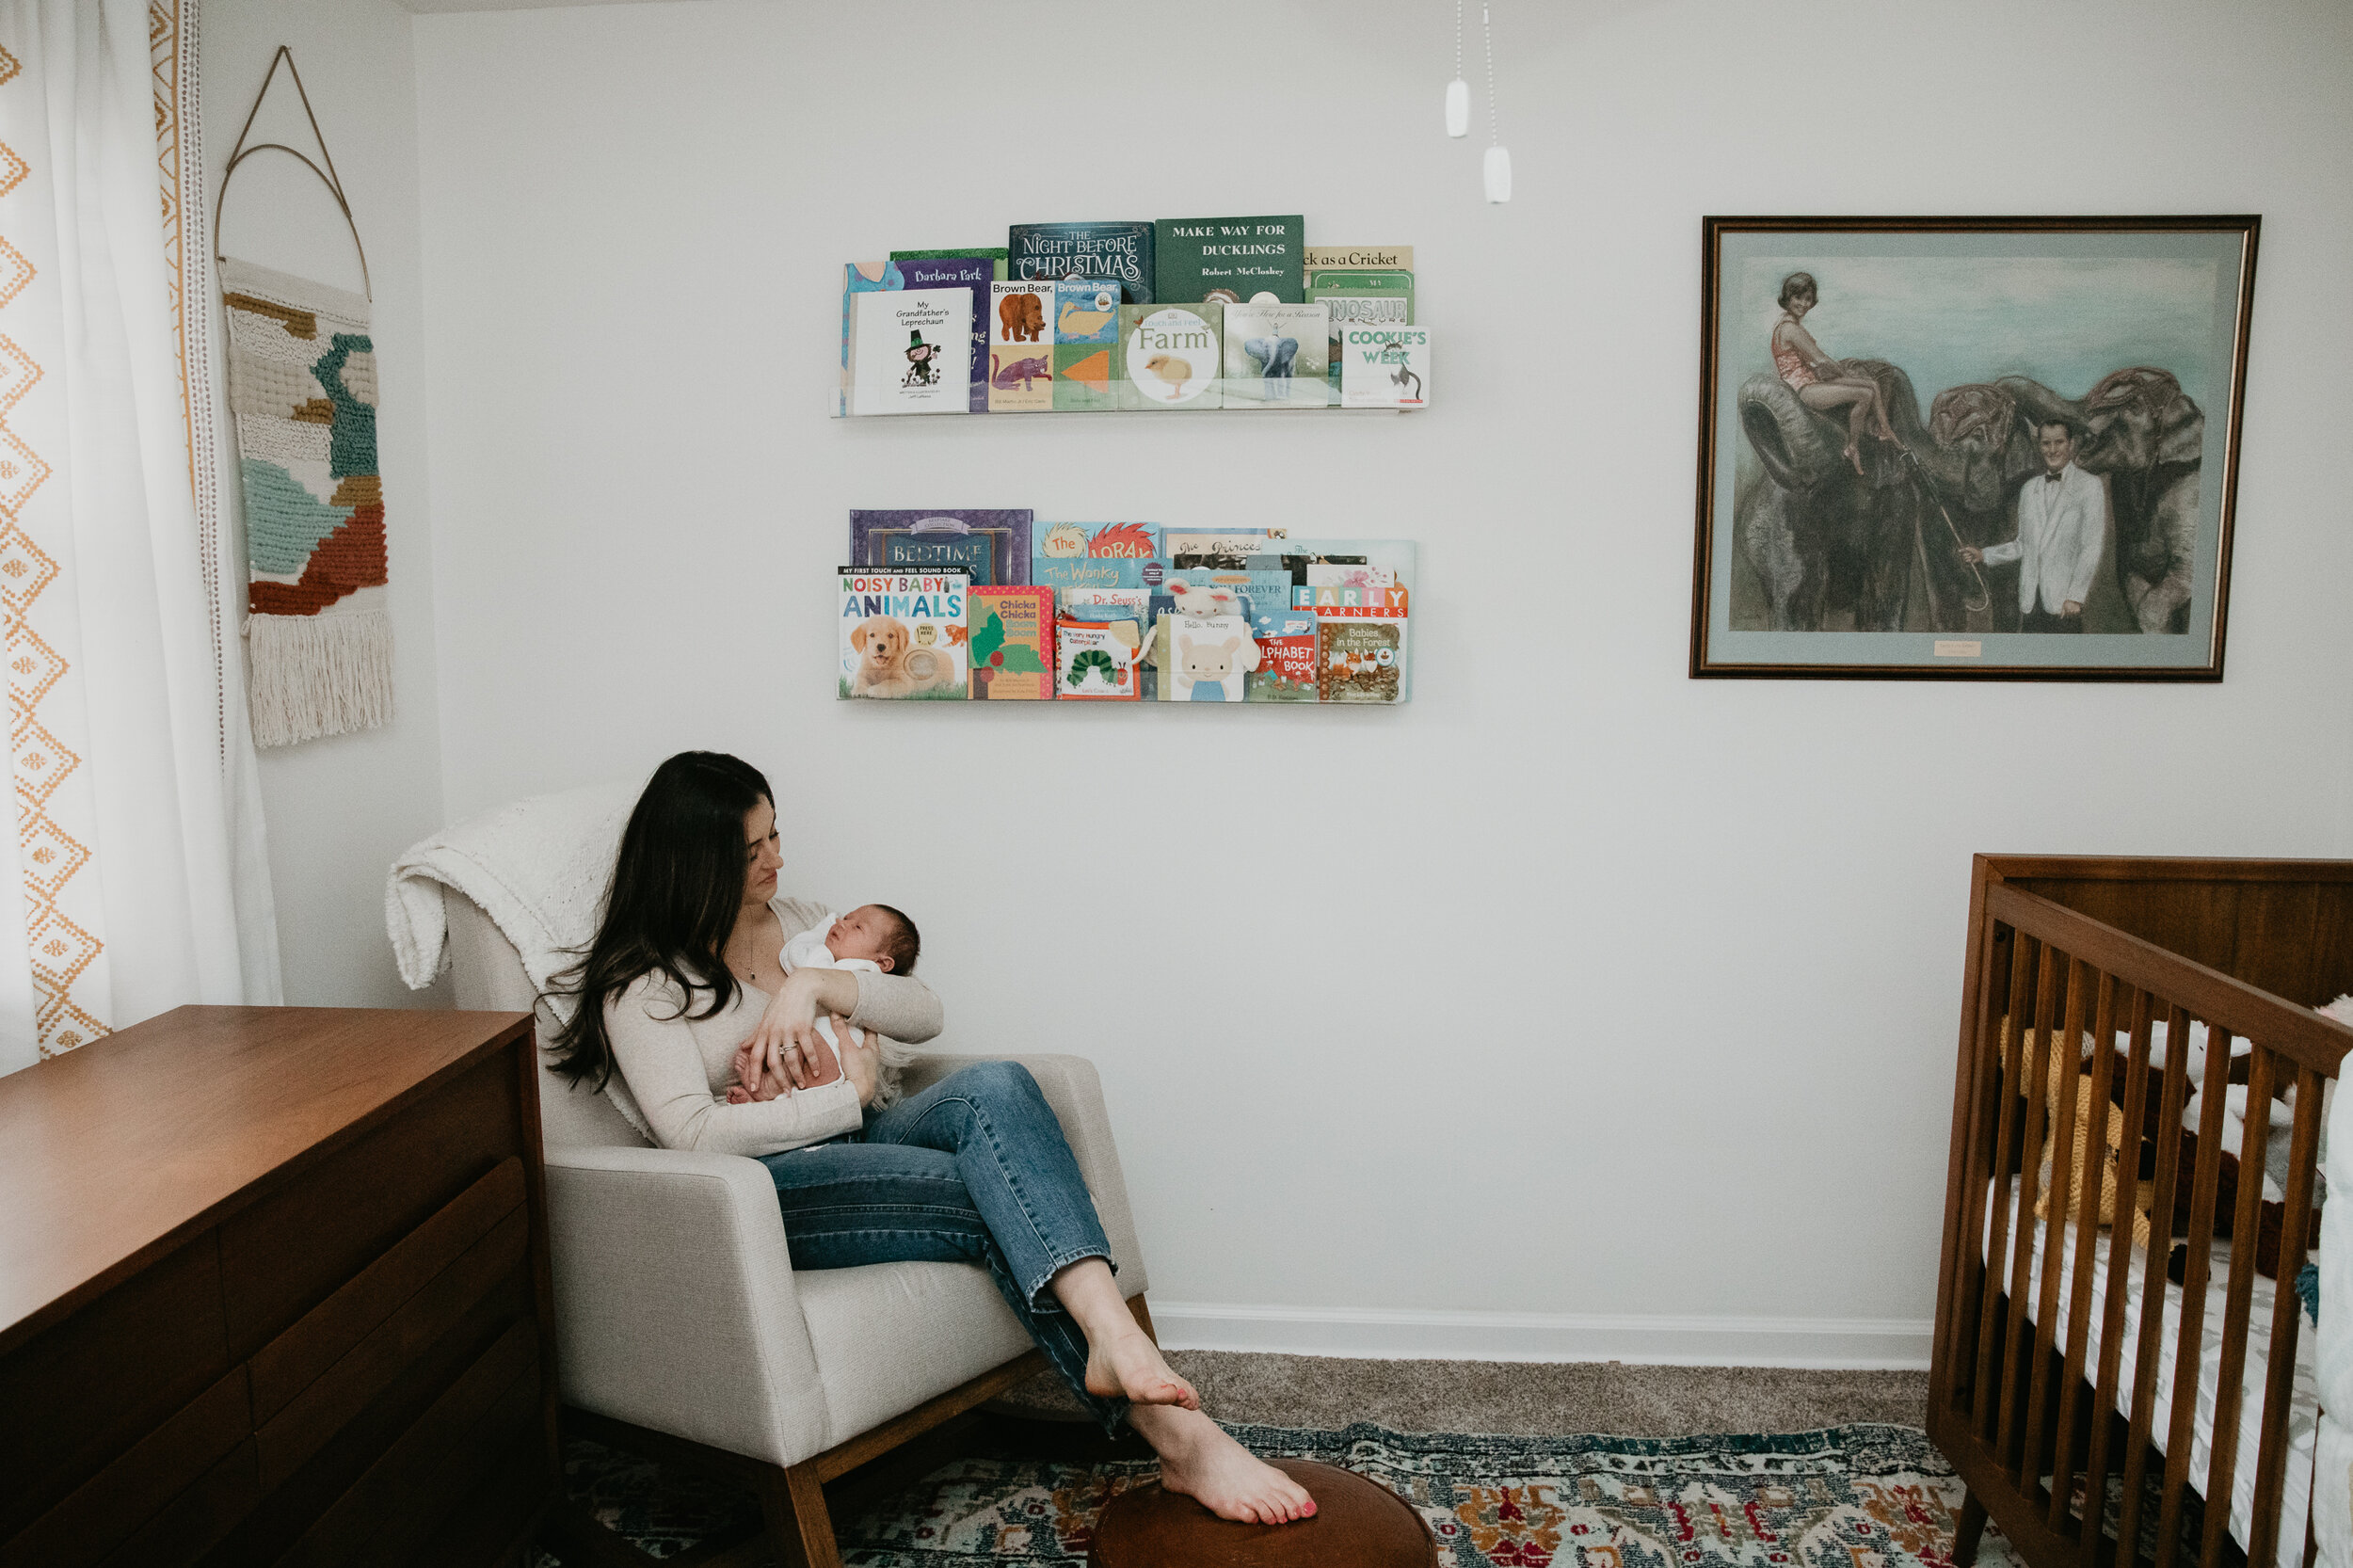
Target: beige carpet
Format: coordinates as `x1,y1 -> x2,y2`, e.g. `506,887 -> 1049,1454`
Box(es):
998,1351 -> 1928,1436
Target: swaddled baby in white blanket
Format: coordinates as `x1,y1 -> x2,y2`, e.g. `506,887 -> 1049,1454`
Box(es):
726,904 -> 920,1102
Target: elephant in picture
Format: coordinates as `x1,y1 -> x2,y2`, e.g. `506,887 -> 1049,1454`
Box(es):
1998,368 -> 2203,633
1737,360 -> 2030,632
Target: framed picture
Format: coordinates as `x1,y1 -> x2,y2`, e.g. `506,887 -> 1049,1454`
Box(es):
1690,216 -> 2257,680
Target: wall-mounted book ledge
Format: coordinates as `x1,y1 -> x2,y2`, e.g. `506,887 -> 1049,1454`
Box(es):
838,515 -> 1416,706
836,227 -> 1427,417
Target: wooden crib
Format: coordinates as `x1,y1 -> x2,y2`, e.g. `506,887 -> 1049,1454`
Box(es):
1931,856 -> 2353,1568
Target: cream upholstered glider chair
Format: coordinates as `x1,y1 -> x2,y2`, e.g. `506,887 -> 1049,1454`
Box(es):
440,894 -> 1153,1568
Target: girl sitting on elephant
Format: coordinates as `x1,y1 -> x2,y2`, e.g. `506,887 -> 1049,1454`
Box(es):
1771,271 -> 1897,475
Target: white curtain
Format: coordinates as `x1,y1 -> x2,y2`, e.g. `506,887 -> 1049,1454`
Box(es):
0,0 -> 269,1072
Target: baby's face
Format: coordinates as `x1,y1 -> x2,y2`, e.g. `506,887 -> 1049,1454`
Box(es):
827,905 -> 897,970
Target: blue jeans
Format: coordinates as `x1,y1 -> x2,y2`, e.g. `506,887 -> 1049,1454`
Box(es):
756,1060 -> 1126,1432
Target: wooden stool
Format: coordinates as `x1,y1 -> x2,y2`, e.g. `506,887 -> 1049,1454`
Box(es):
1088,1460 -> 1436,1567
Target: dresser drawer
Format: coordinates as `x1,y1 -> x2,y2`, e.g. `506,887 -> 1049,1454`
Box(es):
217,1050 -> 522,1359
0,1236 -> 232,1539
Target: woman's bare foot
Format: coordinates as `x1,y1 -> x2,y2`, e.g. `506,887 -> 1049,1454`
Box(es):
1129,1404 -> 1318,1525
1844,440 -> 1864,474
1084,1320 -> 1200,1409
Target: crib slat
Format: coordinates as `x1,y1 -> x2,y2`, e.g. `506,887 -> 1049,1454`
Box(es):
2022,956 -> 2093,1505
1949,922 -> 2016,1403
1977,930 -> 2042,1440
2153,1020 -> 2238,1568
2080,984 -> 2153,1565
2046,969 -> 2118,1537
2117,1003 -> 2194,1567
2200,1043 -> 2276,1564
1998,939 -> 2065,1469
2244,1063 -> 2321,1568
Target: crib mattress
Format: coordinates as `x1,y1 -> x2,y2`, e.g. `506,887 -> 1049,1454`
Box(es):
1981,1178 -> 2315,1566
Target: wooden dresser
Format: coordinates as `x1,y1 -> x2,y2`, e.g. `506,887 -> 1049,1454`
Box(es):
0,1006 -> 557,1567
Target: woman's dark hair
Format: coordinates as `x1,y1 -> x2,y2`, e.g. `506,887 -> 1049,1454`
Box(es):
549,751 -> 773,1089
1778,271 -> 1817,308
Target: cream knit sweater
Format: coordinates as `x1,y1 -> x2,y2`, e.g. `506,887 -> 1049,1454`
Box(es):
601,896 -> 942,1158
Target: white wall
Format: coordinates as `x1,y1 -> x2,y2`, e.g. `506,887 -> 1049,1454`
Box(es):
203,0 -> 448,1007
406,0 -> 2353,1360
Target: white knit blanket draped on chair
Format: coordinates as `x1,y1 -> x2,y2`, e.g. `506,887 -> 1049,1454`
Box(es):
384,781 -> 635,1017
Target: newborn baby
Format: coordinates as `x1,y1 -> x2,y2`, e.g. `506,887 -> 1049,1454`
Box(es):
728,904 -> 920,1102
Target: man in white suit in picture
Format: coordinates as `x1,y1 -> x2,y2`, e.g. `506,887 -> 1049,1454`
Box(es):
1960,419 -> 2105,632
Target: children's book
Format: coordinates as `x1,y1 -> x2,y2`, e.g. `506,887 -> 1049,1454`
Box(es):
1303,247 -> 1413,271
1008,222 -> 1155,301
849,289 -> 972,416
1245,605 -> 1320,702
1053,280 -> 1124,344
1032,522 -> 1166,597
1221,302 -> 1330,408
1051,344 -> 1120,411
1305,562 -> 1396,591
1308,286 -> 1411,394
1054,615 -> 1144,700
1164,568 -> 1292,622
1316,616 -> 1404,704
1339,325 -> 1431,408
839,568 -> 969,699
1165,529 -> 1286,569
1304,264 -> 1415,328
1118,304 -> 1222,409
967,585 -> 1054,699
850,510 -> 1031,586
897,257 -> 995,412
840,260 -> 904,414
894,247 -> 1011,281
1154,613 -> 1259,702
1059,586 -> 1152,624
1153,215 -> 1305,304
987,282 -> 1055,412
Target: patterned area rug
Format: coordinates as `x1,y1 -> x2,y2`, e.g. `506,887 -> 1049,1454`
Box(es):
553,1421 -> 2026,1566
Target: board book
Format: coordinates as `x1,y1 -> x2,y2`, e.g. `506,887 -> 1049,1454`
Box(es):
1154,215 -> 1305,304
848,288 -> 973,416
1118,303 -> 1222,409
1054,616 -> 1144,700
1008,221 -> 1155,302
850,510 -> 1031,586
839,568 -> 969,699
897,256 -> 995,412
988,281 -> 1056,412
1154,612 -> 1259,702
1339,326 -> 1431,408
1221,302 -> 1331,408
967,585 -> 1054,699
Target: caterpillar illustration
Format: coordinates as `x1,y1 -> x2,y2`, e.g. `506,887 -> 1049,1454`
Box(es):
1066,649 -> 1120,687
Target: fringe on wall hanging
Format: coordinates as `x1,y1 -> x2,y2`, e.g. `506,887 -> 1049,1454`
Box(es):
216,48 -> 391,747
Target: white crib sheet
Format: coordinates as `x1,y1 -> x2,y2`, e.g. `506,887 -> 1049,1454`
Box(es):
1980,1178 -> 2316,1566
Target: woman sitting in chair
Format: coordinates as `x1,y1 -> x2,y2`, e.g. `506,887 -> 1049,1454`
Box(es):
549,750 -> 1313,1527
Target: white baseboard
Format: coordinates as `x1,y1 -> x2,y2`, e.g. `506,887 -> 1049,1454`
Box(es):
1147,1301 -> 1933,1370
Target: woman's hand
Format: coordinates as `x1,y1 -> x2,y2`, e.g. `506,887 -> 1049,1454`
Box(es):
747,968 -> 864,1090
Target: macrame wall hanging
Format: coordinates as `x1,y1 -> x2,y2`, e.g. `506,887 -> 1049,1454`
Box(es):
216,47 -> 391,748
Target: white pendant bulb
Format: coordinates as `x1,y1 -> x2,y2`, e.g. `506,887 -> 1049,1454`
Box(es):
1484,146 -> 1513,204
1481,4 -> 1511,203
1445,2 -> 1469,136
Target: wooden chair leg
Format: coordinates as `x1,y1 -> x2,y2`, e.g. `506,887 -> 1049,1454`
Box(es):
1952,1489 -> 1988,1566
756,1460 -> 840,1568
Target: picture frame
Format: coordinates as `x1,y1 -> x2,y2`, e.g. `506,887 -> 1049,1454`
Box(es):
1689,216 -> 2258,680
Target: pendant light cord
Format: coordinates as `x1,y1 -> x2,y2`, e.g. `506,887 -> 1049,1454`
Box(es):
1483,5 -> 1500,147
1455,0 -> 1465,83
